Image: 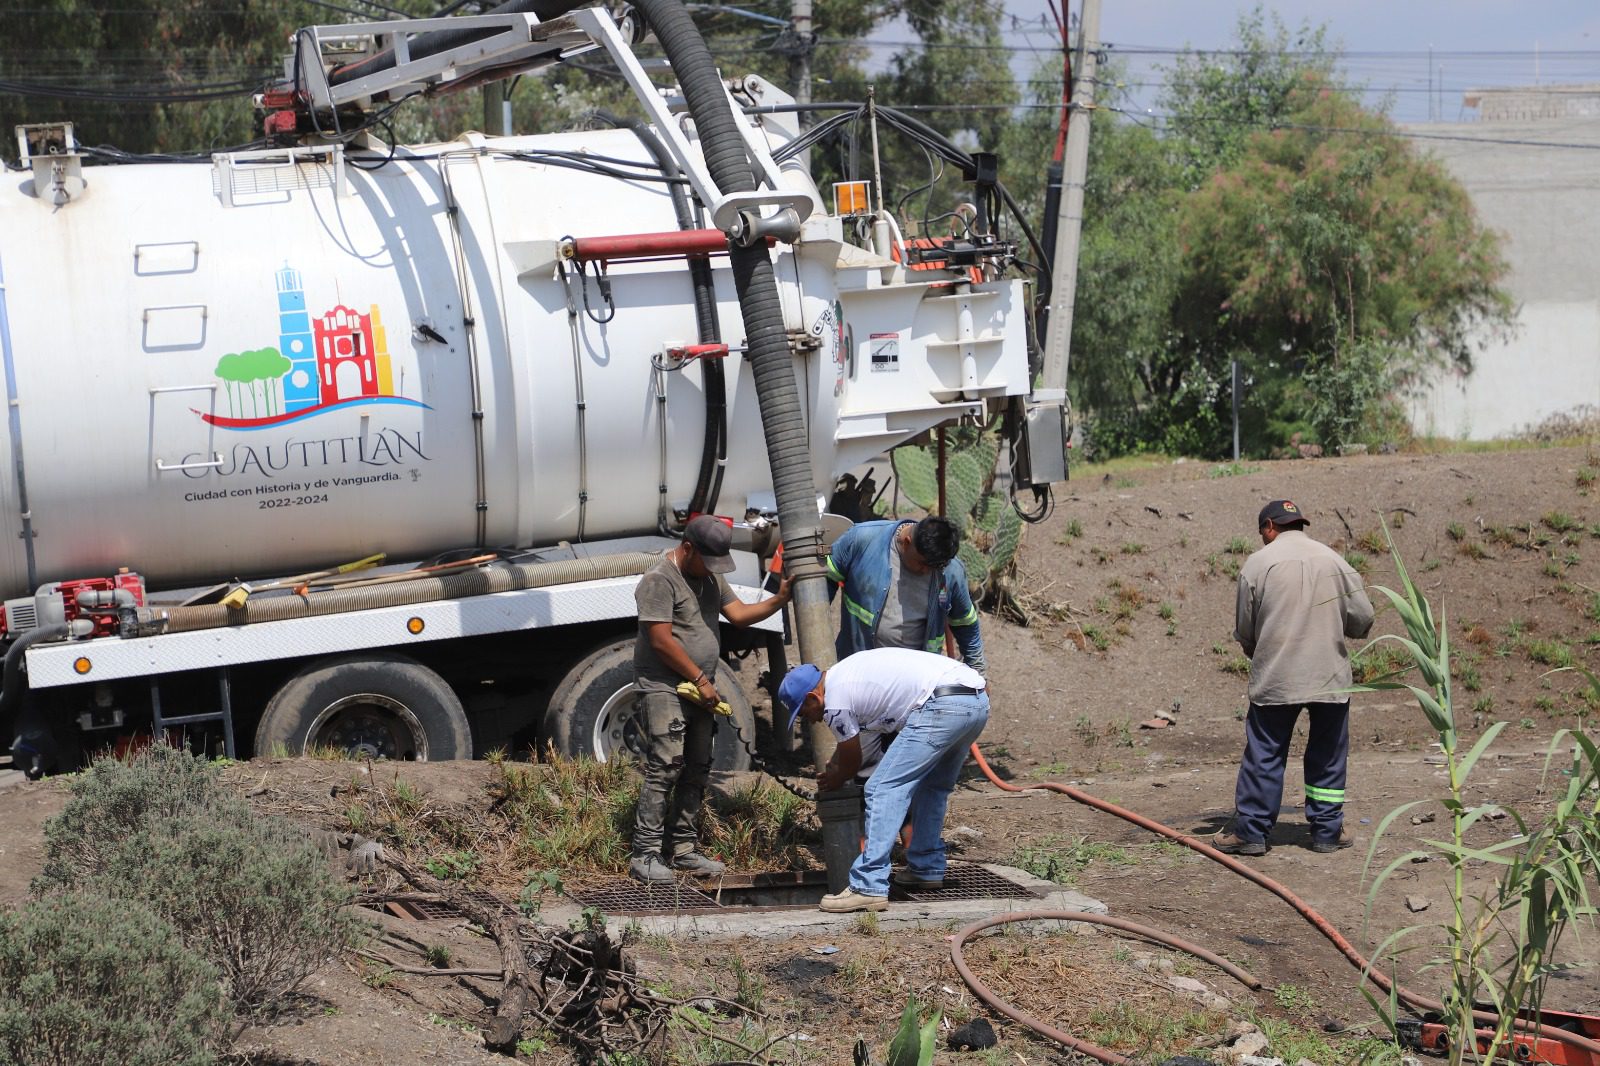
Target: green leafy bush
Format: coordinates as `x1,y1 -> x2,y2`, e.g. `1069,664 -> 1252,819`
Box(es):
0,892 -> 228,1066
35,744 -> 228,888
37,747 -> 364,1017
92,814 -> 364,1016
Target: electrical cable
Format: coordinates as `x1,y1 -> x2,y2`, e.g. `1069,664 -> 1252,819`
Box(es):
0,78 -> 263,102
496,150 -> 689,183
960,743 -> 1600,1062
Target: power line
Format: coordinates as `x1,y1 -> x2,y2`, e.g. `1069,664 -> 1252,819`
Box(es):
1102,43 -> 1600,59
0,78 -> 266,103
1104,103 -> 1600,151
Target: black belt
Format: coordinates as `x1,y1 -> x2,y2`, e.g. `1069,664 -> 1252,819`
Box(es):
931,684 -> 985,699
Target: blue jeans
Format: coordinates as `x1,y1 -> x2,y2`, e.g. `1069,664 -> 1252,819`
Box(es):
851,691 -> 990,896
1233,701 -> 1349,845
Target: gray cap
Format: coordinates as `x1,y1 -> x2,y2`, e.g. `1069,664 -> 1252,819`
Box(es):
684,515 -> 735,573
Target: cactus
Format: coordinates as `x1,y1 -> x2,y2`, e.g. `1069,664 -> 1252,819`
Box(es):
890,427 -> 1025,621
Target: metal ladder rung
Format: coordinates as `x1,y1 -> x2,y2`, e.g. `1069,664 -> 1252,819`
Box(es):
149,668 -> 237,759
157,712 -> 227,727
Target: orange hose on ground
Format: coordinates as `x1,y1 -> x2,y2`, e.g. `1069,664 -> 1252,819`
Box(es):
949,910 -> 1264,1066
963,743 -> 1600,1060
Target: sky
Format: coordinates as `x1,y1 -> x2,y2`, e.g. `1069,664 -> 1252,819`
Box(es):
874,0 -> 1600,126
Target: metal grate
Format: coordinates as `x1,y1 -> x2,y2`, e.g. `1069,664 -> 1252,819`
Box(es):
569,880 -> 723,915
386,898 -> 460,921
892,862 -> 1043,903
367,888 -> 512,922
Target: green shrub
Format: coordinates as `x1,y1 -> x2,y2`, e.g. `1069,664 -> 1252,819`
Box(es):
38,746 -> 364,1018
36,744 -> 228,888
0,892 -> 228,1066
88,813 -> 363,1017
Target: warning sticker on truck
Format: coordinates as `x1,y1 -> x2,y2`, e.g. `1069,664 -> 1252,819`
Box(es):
869,332 -> 900,373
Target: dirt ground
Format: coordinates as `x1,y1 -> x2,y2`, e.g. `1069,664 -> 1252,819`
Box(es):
3,444 -> 1599,1065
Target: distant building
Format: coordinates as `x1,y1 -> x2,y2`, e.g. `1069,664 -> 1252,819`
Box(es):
1463,83 -> 1600,123
1404,96 -> 1600,439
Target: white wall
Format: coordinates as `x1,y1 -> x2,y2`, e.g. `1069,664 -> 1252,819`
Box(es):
1404,117 -> 1600,439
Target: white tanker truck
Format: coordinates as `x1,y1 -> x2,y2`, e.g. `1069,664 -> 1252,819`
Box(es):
0,2 -> 1064,776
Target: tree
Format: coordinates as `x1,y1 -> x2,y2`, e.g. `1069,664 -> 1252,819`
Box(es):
0,1 -> 363,160
1066,8 -> 1510,459
1176,76 -> 1510,453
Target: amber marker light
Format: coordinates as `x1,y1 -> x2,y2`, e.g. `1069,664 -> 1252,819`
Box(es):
73,657 -> 92,675
406,617 -> 425,635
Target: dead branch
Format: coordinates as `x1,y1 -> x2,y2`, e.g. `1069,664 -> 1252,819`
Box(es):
357,950 -> 503,978
379,852 -> 532,1053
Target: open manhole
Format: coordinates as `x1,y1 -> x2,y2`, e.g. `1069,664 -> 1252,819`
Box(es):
569,862 -> 1041,916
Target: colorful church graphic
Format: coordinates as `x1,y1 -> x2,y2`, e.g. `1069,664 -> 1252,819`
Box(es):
199,264 -> 427,430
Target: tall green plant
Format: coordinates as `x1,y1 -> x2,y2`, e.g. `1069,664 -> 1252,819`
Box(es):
1357,523 -> 1599,1064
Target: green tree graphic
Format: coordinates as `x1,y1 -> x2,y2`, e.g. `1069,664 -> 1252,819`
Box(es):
216,347 -> 292,419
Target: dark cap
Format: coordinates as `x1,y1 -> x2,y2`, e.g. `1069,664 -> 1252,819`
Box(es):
684,515 -> 735,573
1258,499 -> 1308,529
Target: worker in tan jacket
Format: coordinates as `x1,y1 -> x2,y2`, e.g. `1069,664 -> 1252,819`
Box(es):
1214,499 -> 1374,856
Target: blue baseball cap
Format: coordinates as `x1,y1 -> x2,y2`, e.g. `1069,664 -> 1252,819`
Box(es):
778,664 -> 822,734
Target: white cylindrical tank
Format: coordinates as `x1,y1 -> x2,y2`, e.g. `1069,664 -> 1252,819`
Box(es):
0,127 -> 841,597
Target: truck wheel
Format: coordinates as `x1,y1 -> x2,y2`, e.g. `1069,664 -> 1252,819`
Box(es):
546,640 -> 754,772
255,653 -> 471,761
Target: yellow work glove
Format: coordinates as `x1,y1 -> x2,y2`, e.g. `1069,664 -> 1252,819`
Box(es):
675,681 -> 733,716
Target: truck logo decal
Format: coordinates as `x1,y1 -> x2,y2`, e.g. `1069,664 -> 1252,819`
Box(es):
194,264 -> 429,430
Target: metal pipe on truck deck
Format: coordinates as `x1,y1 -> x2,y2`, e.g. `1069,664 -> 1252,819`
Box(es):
134,552 -> 659,634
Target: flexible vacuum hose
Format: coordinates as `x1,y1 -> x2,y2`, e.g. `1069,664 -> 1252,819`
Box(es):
950,910 -> 1262,1066
0,623 -> 68,721
629,0 -> 838,764
962,743 -> 1600,1061
3,623 -> 70,780
598,111 -> 727,517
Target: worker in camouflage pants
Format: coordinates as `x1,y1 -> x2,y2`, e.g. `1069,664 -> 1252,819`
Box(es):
629,516 -> 790,884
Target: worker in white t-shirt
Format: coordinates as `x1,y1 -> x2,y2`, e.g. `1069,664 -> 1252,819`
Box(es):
778,647 -> 990,913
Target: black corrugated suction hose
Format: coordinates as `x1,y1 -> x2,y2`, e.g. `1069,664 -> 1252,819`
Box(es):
628,0 -> 835,689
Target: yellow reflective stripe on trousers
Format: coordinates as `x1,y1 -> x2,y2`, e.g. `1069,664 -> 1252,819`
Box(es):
949,605 -> 979,627
842,594 -> 875,626
1304,786 -> 1345,803
924,636 -> 945,653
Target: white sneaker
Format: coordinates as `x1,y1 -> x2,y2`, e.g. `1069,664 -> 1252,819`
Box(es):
819,888 -> 888,913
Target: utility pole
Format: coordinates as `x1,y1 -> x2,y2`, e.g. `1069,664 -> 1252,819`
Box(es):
483,82 -> 511,136
786,0 -> 815,172
1040,0 -> 1100,408
790,0 -> 812,115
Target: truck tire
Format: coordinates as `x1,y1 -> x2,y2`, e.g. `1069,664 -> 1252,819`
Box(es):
546,639 -> 754,772
255,653 -> 471,761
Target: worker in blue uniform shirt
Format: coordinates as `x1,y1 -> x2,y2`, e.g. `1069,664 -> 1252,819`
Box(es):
824,515 -> 985,674
1214,499 -> 1374,857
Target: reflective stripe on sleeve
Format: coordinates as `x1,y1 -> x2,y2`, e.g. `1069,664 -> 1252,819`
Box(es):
842,595 -> 875,626
825,556 -> 845,583
949,605 -> 980,627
